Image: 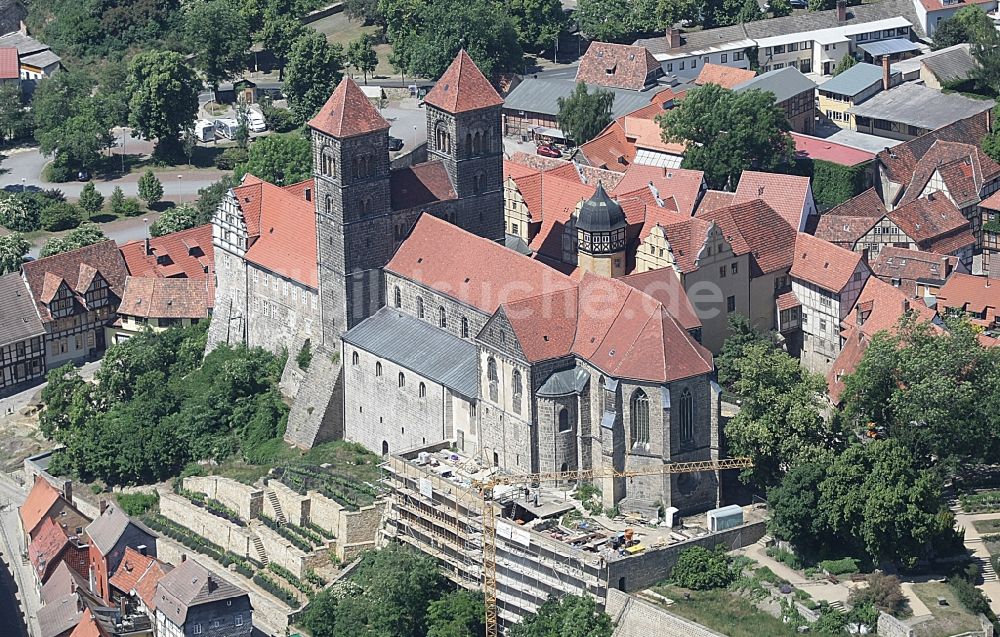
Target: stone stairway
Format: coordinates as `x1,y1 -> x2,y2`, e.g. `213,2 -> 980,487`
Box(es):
266,490 -> 287,524
981,555 -> 998,582
251,532 -> 269,565
828,600 -> 846,613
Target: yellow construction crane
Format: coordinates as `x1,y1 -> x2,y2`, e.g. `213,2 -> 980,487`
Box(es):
471,457 -> 753,637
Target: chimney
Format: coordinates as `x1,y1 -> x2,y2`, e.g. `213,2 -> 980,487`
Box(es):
861,247 -> 870,264
138,544 -> 147,556
304,187 -> 312,202
881,55 -> 890,91
144,237 -> 152,256
902,298 -> 910,313
62,481 -> 72,502
99,499 -> 108,514
837,0 -> 847,22
666,27 -> 681,50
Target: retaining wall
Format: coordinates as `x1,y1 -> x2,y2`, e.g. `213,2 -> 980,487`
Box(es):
252,522 -> 312,580
159,493 -> 253,559
183,476 -> 263,521
268,480 -> 310,526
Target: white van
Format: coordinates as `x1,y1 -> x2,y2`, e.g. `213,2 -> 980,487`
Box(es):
194,119 -> 215,142
213,118 -> 239,139
247,106 -> 267,133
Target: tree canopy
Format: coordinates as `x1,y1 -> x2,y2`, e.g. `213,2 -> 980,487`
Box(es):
236,132 -> 312,185
126,51 -> 201,159
150,204 -> 200,237
659,84 -> 794,190
508,0 -> 567,52
347,34 -> 379,84
33,70 -> 114,178
285,31 -> 346,121
184,0 -> 251,89
0,232 -> 29,275
510,595 -> 613,637
833,53 -> 858,76
934,6 -> 997,50
40,224 -> 107,257
557,82 -> 614,145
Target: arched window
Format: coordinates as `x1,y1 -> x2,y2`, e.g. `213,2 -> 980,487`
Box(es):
416,296 -> 424,319
419,382 -> 426,398
438,306 -> 447,328
487,357 -> 498,403
473,131 -> 482,154
512,371 -> 522,415
558,407 -> 571,432
466,132 -> 473,155
679,387 -> 694,443
435,122 -> 451,154
461,317 -> 469,339
382,440 -> 389,455
325,195 -> 331,216
375,361 -> 382,377
352,351 -> 359,366
394,286 -> 401,308
321,148 -> 335,177
398,372 -> 405,388
598,375 -> 605,413
630,389 -> 649,445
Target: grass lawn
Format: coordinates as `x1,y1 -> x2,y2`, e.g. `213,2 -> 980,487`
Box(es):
910,582 -> 983,637
653,585 -> 799,637
973,519 -> 1000,535
307,13 -> 402,79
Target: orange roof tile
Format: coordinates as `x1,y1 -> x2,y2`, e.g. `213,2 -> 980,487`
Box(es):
20,477 -> 64,536
524,174 -> 596,260
696,190 -> 736,214
622,116 -> 685,154
308,77 -> 389,138
29,517 -> 70,580
281,178 -> 315,199
697,199 -> 796,274
110,547 -> 159,595
661,217 -> 716,274
68,608 -> 107,637
134,560 -> 171,612
579,121 -> 635,173
503,159 -> 540,181
776,290 -> 800,311
118,276 -> 212,319
576,43 -> 661,90
937,272 -> 1000,324
620,267 -> 701,332
119,224 -> 214,281
695,63 -> 756,89
732,171 -> 812,230
424,50 -> 503,113
791,233 -> 864,292
611,164 -> 704,215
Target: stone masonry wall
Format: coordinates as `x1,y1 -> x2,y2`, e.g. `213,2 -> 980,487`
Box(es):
267,480 -> 310,527
877,612 -> 915,637
159,493 -> 253,558
183,476 -> 262,522
251,522 -> 309,580
337,502 -> 383,561
284,344 -> 344,449
307,491 -> 346,536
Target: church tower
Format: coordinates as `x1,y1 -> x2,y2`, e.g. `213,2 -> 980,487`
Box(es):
576,184 -> 627,278
423,50 -> 505,242
309,78 -> 392,343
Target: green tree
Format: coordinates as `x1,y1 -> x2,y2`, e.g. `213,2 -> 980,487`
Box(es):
284,31 -> 345,122
150,204 -> 200,237
234,100 -> 251,150
769,0 -> 792,17
344,0 -> 381,23
110,186 -> 127,216
185,0 -> 251,90
557,82 -> 614,144
260,9 -> 305,78
933,5 -> 997,50
380,0 -> 426,74
347,34 -> 379,84
849,573 -> 907,617
985,120 -> 1000,162
0,195 -> 41,232
78,182 -> 105,219
96,58 -> 131,129
399,0 -> 524,79
33,71 -> 113,178
194,176 -> 238,225
765,458 -> 832,555
426,590 -> 486,637
0,232 -> 29,274
715,313 -> 770,388
577,0 -> 633,42
126,51 -> 201,160
509,0 -> 567,51
40,202 -> 83,232
833,53 -> 858,76
235,133 -> 311,185
703,0 -> 765,27
138,170 -> 164,207
510,594 -> 613,637
40,223 -> 106,257
39,364 -> 86,437
0,82 -> 29,143
670,545 -> 735,590
659,83 -> 794,190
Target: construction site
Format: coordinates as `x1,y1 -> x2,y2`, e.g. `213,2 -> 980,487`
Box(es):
381,442 -> 767,626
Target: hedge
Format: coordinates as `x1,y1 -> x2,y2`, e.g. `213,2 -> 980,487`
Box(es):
253,572 -> 301,608
960,491 -> 1000,513
790,158 -> 869,208
268,563 -> 316,598
819,558 -> 859,576
174,482 -> 246,527
259,514 -> 314,552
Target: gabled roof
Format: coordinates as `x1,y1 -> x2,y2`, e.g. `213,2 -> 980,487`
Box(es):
888,191 -> 974,251
119,276 -> 212,319
424,50 -> 503,113
0,271 -> 44,348
697,199 -> 796,274
696,190 -> 736,214
579,121 -> 636,173
86,503 -> 150,557
620,267 -> 701,332
515,171 -> 596,260
818,62 -> 887,98
68,609 -> 108,637
20,477 -> 67,537
308,77 -> 389,138
389,160 -> 456,210
897,139 -> 994,208
732,171 -> 811,230
611,164 -> 704,215
38,593 -> 84,637
110,547 -> 161,596
734,67 -> 816,104
937,272 -> 1000,325
921,44 -> 978,84
29,517 -> 72,580
576,43 -> 660,91
660,217 -> 716,274
0,46 -> 18,79
22,240 -> 127,323
791,232 -> 864,292
694,63 -> 756,89
870,246 -> 957,297
155,559 -> 249,626
814,213 -> 879,248
119,224 -> 213,280
41,562 -> 90,606
136,559 -> 172,613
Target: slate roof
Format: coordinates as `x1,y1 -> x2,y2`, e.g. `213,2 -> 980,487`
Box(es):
119,224 -> 213,280
22,240 -> 127,323
343,308 -> 479,398
922,45 -> 978,85
818,62 -> 887,97
86,503 -> 149,557
503,78 -> 657,119
38,593 -> 84,637
155,559 -> 249,627
734,67 -> 817,104
576,43 -> 661,90
697,199 -> 796,273
731,171 -> 812,230
635,0 -> 925,54
424,50 -> 503,113
848,82 -> 994,131
536,368 -> 591,397
389,161 -> 457,210
0,271 -> 43,348
41,562 -> 90,606
308,77 -> 389,138
694,63 -> 756,88
0,46 -> 18,79
791,232 -> 864,292
0,31 -> 53,57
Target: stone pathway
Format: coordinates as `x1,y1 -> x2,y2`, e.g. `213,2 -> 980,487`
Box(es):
735,543 -> 853,605
954,509 -> 1000,615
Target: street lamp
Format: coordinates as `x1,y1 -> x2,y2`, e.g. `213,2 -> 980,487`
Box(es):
177,175 -> 183,204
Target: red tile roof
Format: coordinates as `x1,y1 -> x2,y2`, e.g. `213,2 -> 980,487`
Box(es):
20,477 -> 65,537
697,199 -> 796,274
827,188 -> 886,217
506,152 -> 625,190
22,240 -> 128,323
524,174 -> 596,260
611,164 -> 705,215
390,161 -> 457,210
119,276 -> 213,319
29,517 -> 70,580
134,560 -> 171,613
579,121 -> 635,173
109,547 -> 159,596
694,63 -> 756,88
308,77 -> 389,138
576,43 -> 660,90
234,175 -> 318,288
622,116 -> 685,154
0,47 -> 18,80
625,87 -> 678,119
918,0 -> 993,12
790,132 -> 875,167
981,188 -> 1000,211
41,562 -> 89,606
732,171 -> 812,230
870,247 -> 957,291
281,178 -> 315,199
424,50 -> 503,113
888,192 -> 974,253
696,190 -> 735,214
661,217 -> 715,274
119,224 -> 213,280
620,267 -> 701,332
68,608 -> 108,637
937,272 -> 1000,325
776,290 -> 801,311
791,232 -> 864,292
503,159 -> 540,181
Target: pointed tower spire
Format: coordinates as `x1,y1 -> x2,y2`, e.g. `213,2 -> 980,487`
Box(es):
424,50 -> 503,114
308,77 -> 389,138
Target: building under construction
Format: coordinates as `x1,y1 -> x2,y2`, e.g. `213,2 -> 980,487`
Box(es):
381,443 -> 767,624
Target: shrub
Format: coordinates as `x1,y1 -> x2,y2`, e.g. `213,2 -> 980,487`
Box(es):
120,198 -> 143,217
949,573 -> 991,615
766,546 -> 803,570
215,146 -> 249,170
138,170 -> 164,206
40,202 -> 82,231
253,572 -> 300,608
117,491 -> 159,516
78,182 -> 104,217
819,557 -> 859,576
671,545 -> 734,590
849,572 -> 906,616
0,194 -> 41,232
149,204 -> 199,237
296,341 -> 312,369
813,605 -> 848,634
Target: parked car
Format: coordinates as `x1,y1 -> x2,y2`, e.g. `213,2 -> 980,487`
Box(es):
537,144 -> 562,158
388,136 -> 404,151
246,107 -> 267,133
77,170 -> 90,181
790,0 -> 807,7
